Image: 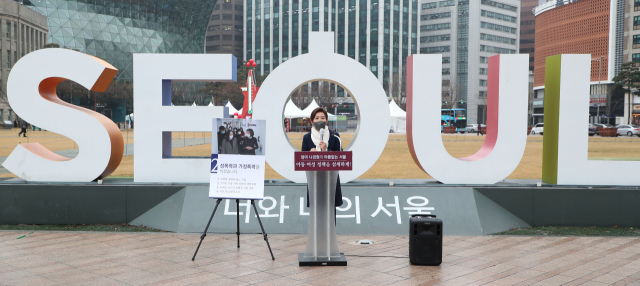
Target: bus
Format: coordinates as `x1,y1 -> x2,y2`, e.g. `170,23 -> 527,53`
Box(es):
441,108 -> 467,132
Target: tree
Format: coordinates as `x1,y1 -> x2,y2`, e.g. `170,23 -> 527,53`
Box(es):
441,76 -> 460,125
612,62 -> 640,124
200,59 -> 268,110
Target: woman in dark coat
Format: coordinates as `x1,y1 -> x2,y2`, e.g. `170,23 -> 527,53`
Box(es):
242,129 -> 259,155
301,107 -> 343,208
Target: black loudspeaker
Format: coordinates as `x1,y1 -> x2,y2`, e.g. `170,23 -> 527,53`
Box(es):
409,214 -> 442,265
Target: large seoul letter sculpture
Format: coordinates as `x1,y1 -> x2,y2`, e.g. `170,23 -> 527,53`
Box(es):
3,48 -> 123,182
542,54 -> 640,185
252,32 -> 390,183
406,54 -> 529,184
134,54 -> 235,183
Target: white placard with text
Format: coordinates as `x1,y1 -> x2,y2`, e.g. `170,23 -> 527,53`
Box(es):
210,118 -> 266,200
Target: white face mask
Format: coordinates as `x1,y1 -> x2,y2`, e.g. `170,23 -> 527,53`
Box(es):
229,134 -> 234,140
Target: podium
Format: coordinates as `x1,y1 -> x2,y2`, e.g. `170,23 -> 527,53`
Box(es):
294,151 -> 352,266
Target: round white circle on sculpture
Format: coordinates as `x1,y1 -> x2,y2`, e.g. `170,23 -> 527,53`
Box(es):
253,32 -> 390,183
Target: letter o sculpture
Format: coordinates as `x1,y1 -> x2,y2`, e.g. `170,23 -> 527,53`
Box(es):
252,32 -> 390,183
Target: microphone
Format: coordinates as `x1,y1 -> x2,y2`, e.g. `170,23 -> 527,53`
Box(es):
318,129 -> 325,151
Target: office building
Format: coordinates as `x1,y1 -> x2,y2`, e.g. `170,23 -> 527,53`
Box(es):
244,0 -> 419,100
419,0 -> 520,125
0,0 -> 48,122
534,0 -> 624,124
205,0 -> 244,60
519,0 -> 537,71
22,0 -> 217,81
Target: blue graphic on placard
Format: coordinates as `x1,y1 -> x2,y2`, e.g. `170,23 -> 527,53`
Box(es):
211,154 -> 218,173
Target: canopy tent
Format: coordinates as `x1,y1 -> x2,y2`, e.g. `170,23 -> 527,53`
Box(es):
300,99 -> 336,119
283,100 -> 307,118
389,100 -> 406,133
225,100 -> 239,115
301,99 -> 319,115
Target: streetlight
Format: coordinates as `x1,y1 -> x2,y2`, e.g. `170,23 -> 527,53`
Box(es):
591,56 -> 604,124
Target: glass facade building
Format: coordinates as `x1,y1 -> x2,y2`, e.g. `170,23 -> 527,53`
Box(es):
419,0 -> 520,125
22,0 -> 217,81
244,0 -> 418,98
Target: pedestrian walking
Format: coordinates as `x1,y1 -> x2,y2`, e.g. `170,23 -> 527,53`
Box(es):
18,119 -> 27,137
477,123 -> 483,136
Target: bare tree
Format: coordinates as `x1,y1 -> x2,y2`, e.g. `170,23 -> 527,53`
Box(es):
441,76 -> 460,125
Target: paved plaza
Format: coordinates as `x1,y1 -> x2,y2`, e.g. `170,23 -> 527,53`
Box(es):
1,232 -> 640,285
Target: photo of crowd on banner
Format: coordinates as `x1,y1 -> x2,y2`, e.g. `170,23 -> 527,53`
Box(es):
215,119 -> 266,156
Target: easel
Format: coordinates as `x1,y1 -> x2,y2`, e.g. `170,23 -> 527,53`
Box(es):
192,198 -> 275,261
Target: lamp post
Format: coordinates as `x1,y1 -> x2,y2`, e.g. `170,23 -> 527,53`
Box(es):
598,56 -> 603,124
591,56 -> 604,124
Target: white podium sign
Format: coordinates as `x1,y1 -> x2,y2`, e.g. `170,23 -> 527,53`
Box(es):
209,118 -> 266,200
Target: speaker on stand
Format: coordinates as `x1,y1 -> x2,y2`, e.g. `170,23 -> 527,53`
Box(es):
409,214 -> 442,265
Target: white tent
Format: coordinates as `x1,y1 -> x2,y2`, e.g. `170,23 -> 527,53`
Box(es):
225,100 -> 239,115
301,99 -> 320,116
300,99 -> 336,119
192,102 -> 196,106
208,102 -> 213,106
389,100 -> 406,133
283,100 -> 307,118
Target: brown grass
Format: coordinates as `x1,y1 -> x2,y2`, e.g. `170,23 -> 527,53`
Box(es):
3,130 -> 640,180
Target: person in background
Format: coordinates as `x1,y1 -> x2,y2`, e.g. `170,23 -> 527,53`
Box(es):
235,128 -> 245,154
217,126 -> 226,153
477,122 -> 484,136
18,119 -> 27,137
220,130 -> 238,154
301,107 -> 344,212
242,129 -> 259,155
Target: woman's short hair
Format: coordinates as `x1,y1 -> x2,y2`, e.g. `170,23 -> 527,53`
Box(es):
246,129 -> 254,136
310,107 -> 328,121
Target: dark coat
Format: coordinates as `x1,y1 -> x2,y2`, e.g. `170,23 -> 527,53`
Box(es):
242,137 -> 259,155
301,130 -> 343,207
217,131 -> 225,152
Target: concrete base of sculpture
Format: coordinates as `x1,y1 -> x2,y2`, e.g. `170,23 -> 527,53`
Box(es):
2,178 -> 640,235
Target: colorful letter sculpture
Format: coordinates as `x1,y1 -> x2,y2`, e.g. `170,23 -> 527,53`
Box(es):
133,54 -> 236,183
541,54 -> 640,185
3,48 -> 123,182
406,54 -> 529,184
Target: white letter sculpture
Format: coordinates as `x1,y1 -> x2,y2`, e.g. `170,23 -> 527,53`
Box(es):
252,32 -> 390,183
133,54 -> 235,183
3,48 -> 123,182
406,54 -> 529,184
541,54 -> 640,185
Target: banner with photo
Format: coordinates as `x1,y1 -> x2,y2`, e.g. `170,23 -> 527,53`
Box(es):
210,118 -> 266,200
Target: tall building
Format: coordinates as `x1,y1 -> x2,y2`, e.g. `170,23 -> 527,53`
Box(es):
533,0 -> 624,123
419,0 -> 520,125
624,0 -> 640,124
519,0 -> 537,71
22,0 -> 218,81
0,0 -> 48,122
205,0 -> 244,60
243,0 -> 419,100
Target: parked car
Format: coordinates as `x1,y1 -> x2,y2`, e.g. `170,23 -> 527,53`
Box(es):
589,123 -> 608,135
616,125 -> 640,136
466,124 -> 479,133
530,123 -> 543,135
588,125 -> 596,136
